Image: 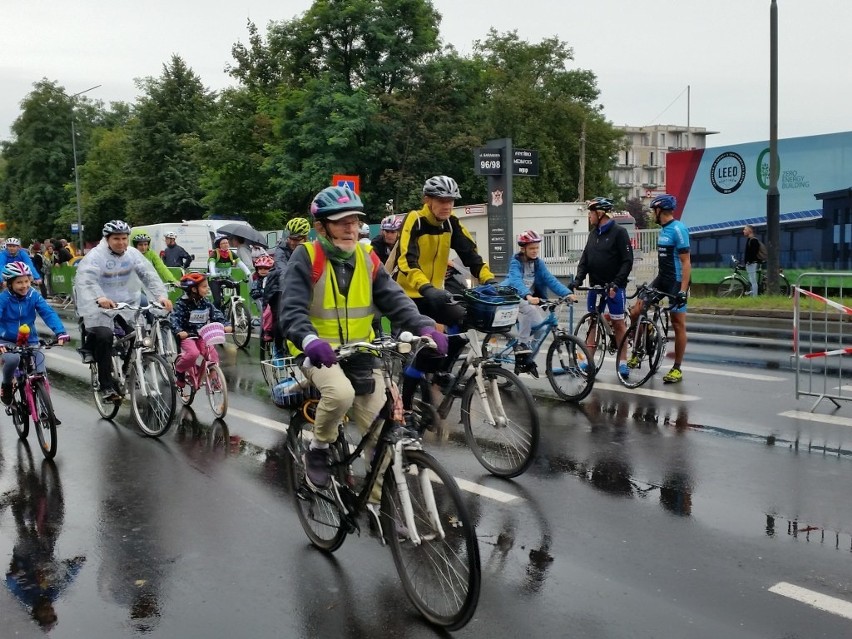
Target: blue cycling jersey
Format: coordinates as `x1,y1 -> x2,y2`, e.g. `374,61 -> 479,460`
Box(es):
656,220 -> 690,284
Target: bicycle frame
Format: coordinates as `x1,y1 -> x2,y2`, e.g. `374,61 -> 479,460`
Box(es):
182,338 -> 217,392
488,299 -> 573,364
105,304 -> 162,399
13,347 -> 51,422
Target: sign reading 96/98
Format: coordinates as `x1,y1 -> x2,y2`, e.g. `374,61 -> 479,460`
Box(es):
475,148 -> 503,175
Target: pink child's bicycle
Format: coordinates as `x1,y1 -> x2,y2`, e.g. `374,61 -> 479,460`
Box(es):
176,323 -> 229,418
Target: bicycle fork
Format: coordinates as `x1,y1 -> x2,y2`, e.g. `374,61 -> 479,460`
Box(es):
389,440 -> 445,546
473,367 -> 507,428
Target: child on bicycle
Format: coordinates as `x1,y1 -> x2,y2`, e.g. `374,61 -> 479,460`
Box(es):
0,262 -> 70,405
249,253 -> 274,320
500,230 -> 575,370
170,273 -> 232,386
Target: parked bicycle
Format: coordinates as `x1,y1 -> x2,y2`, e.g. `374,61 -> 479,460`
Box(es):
208,276 -> 252,349
274,334 -> 480,630
84,302 -> 177,437
615,284 -> 675,388
176,322 -> 229,418
481,297 -> 595,402
404,288 -> 540,478
573,285 -> 631,373
717,255 -> 791,297
5,338 -> 62,459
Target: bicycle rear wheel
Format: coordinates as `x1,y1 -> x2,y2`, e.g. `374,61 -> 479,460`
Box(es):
92,363 -> 121,419
230,300 -> 252,349
287,417 -> 348,552
32,379 -> 58,459
717,277 -> 745,298
381,448 -> 480,630
460,365 -> 540,477
205,364 -> 228,418
546,333 -> 594,402
616,321 -> 659,388
574,313 -> 607,371
11,384 -> 29,439
130,352 -> 177,437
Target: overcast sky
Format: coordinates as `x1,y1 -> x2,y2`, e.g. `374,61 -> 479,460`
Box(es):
1,0 -> 846,148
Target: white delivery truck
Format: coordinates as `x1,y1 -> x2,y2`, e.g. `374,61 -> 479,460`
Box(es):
131,220 -> 244,271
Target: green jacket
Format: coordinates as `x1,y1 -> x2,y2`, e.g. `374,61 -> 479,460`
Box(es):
130,229 -> 177,283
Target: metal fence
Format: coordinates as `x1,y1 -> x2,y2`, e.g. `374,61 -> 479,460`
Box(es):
793,272 -> 852,412
541,229 -> 659,286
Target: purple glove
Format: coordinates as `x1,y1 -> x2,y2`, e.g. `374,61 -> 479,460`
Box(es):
304,338 -> 337,368
419,327 -> 448,356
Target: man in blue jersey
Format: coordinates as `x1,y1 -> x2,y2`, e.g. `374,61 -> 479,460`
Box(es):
628,194 -> 691,383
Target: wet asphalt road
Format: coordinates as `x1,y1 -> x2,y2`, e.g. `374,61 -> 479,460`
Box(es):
0,332 -> 851,638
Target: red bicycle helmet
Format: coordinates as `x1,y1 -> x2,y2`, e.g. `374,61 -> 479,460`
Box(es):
517,230 -> 543,246
179,272 -> 207,290
253,254 -> 274,269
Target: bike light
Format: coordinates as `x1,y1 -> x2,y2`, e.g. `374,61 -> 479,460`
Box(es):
397,343 -> 412,354
142,336 -> 153,348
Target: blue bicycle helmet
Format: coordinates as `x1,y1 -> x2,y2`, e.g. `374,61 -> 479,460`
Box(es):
310,186 -> 364,221
649,194 -> 677,211
2,261 -> 32,281
588,197 -> 614,212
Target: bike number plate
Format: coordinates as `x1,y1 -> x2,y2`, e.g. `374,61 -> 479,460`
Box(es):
492,304 -> 519,328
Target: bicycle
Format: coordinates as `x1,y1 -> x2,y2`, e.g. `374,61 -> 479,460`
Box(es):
146,302 -> 178,361
717,255 -> 791,298
615,285 -> 675,388
278,334 -> 481,629
481,297 -> 595,402
84,303 -> 177,437
209,276 -> 252,349
175,323 -> 229,418
4,338 -> 62,459
573,285 -> 631,373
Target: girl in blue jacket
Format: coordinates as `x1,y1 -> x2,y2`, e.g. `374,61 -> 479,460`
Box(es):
500,231 -> 575,356
0,262 -> 69,404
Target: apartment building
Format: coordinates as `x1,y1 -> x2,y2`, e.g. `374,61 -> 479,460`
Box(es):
610,124 -> 717,202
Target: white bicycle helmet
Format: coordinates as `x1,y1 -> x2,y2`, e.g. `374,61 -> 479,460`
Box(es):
102,220 -> 132,237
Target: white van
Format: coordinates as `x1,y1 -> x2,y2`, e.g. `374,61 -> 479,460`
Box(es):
132,220 -> 235,271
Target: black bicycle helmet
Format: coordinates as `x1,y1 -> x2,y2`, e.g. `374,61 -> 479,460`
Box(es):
588,197 -> 614,213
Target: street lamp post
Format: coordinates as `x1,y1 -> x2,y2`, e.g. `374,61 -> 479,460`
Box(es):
70,84 -> 101,254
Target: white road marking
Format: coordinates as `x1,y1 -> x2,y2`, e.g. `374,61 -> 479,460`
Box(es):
769,582 -> 852,620
779,410 -> 852,428
228,407 -> 289,434
680,365 -> 785,382
44,350 -> 85,365
594,382 -> 699,401
452,477 -> 522,503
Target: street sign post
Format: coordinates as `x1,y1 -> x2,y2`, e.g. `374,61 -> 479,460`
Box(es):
474,148 -> 504,176
331,174 -> 360,194
512,149 -> 539,176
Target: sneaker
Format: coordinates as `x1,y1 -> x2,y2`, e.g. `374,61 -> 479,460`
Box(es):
618,363 -> 630,380
77,348 -> 95,364
513,342 -> 532,356
663,368 -> 683,384
1,383 -> 13,406
626,355 -> 640,369
175,371 -> 186,388
251,318 -> 261,328
304,447 -> 331,489
101,387 -> 121,402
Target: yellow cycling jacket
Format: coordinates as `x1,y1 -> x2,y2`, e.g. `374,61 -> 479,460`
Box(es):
394,204 -> 495,298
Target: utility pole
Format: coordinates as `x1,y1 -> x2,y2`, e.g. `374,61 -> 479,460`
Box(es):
70,84 -> 101,254
578,119 -> 586,202
766,1 -> 780,293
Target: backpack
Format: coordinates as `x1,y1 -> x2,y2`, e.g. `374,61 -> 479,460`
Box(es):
756,239 -> 768,262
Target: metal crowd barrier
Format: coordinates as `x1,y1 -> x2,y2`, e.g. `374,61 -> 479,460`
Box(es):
793,272 -> 852,412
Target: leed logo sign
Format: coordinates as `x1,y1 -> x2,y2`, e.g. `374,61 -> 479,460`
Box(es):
710,151 -> 746,194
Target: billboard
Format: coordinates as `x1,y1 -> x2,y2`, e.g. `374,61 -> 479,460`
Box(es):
667,131 -> 852,233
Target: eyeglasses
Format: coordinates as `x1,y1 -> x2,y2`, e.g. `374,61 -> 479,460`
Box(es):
289,235 -> 307,242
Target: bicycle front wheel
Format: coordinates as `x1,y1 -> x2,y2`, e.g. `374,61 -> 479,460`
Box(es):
616,321 -> 659,388
460,365 -> 540,477
205,364 -> 228,418
230,300 -> 252,349
32,379 -> 58,459
130,352 -> 177,437
717,276 -> 745,298
546,333 -> 595,402
381,448 -> 481,629
91,364 -> 121,419
11,384 -> 29,439
287,417 -> 347,552
574,313 -> 607,371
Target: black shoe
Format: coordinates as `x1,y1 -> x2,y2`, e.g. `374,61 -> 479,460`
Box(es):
77,348 -> 94,364
513,342 -> 532,356
304,447 -> 331,489
432,371 -> 456,394
100,387 -> 121,402
1,383 -> 13,406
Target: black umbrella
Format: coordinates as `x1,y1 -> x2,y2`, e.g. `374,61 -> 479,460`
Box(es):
216,223 -> 268,248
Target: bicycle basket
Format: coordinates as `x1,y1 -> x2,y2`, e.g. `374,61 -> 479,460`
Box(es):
198,322 -> 226,345
462,285 -> 521,333
263,356 -> 320,408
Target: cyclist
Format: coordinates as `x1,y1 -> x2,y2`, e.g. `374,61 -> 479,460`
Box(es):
161,231 -> 193,269
0,238 -> 42,289
358,222 -> 372,245
370,214 -> 402,264
0,262 -> 70,405
207,235 -> 251,311
628,193 -> 690,383
571,197 -> 634,378
742,224 -> 761,298
266,217 -> 311,348
130,230 -> 177,284
74,220 -> 173,401
501,230 -> 576,366
249,253 -> 274,316
395,175 -> 497,412
170,272 -> 232,387
279,185 -> 446,490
